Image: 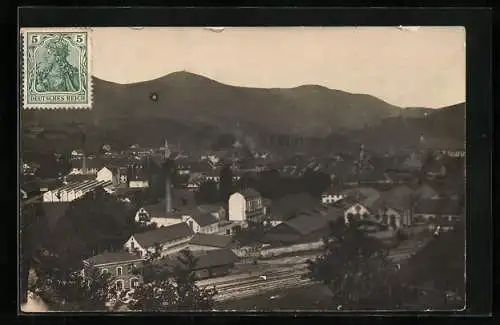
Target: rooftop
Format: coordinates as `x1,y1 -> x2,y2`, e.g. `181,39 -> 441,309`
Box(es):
84,251 -> 144,266
238,188 -> 261,199
132,223 -> 194,248
190,213 -> 218,227
271,192 -> 322,220
165,249 -> 238,270
283,210 -> 343,237
341,187 -> 381,208
189,233 -> 233,248
50,180 -> 113,194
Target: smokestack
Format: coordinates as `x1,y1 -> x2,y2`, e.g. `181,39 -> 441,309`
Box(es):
164,139 -> 171,160
165,173 -> 172,214
164,139 -> 173,214
82,155 -> 87,175
81,133 -> 87,174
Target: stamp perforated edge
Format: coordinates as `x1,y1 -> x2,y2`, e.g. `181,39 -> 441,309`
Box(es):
20,27 -> 94,110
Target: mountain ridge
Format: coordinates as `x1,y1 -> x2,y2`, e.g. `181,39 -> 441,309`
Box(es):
91,71 -> 454,109
22,71 -> 465,151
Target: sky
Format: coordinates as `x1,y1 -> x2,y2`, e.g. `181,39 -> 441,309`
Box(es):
91,27 -> 465,108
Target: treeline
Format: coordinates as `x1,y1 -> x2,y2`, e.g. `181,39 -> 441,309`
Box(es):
306,218 -> 465,310
194,168 -> 332,205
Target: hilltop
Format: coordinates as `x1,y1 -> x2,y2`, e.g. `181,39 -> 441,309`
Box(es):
22,71 -> 465,152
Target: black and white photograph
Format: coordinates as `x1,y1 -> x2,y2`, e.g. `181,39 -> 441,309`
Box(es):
20,26 -> 466,312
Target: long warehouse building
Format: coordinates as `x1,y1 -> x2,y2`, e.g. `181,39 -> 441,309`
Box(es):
42,179 -> 113,202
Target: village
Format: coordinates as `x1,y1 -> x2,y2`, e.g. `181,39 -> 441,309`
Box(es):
20,134 -> 465,310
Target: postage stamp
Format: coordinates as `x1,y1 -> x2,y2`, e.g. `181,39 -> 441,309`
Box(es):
21,28 -> 92,109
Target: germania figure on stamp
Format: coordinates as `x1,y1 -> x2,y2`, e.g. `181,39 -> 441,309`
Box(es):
22,29 -> 92,109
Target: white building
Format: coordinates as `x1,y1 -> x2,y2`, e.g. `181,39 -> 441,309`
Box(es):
96,167 -> 114,183
321,187 -> 346,205
182,213 -> 219,234
344,203 -> 371,224
228,188 -> 264,224
123,223 -> 194,258
129,179 -> 149,188
70,158 -> 102,175
42,180 -> 113,202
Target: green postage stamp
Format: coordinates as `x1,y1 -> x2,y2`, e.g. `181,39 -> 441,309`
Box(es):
21,28 -> 92,109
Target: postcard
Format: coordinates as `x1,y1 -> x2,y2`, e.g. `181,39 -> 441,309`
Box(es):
19,26 -> 466,313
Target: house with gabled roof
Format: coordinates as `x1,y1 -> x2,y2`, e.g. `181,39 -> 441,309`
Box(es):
182,212 -> 219,234
262,209 -> 344,246
123,222 -> 194,258
340,187 -> 381,224
83,251 -> 145,293
371,185 -> 416,229
163,248 -> 239,280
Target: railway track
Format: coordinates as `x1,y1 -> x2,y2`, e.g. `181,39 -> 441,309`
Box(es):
204,237 -> 433,302
213,269 -> 311,301
197,264 -> 307,288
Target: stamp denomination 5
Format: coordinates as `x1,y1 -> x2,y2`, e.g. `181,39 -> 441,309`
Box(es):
21,28 -> 93,110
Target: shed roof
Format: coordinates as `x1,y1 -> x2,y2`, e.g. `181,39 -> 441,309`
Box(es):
132,223 -> 193,248
189,233 -> 233,248
165,249 -> 238,270
84,251 -> 144,266
190,213 -> 218,227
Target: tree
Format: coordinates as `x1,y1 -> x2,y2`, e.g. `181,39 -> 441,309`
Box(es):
397,222 -> 465,309
129,249 -> 217,311
34,152 -> 71,179
232,222 -> 268,247
300,169 -> 331,198
195,181 -> 219,204
173,249 -> 217,310
31,250 -> 116,311
256,169 -> 281,199
50,189 -> 138,266
306,218 -> 400,310
20,201 -> 60,304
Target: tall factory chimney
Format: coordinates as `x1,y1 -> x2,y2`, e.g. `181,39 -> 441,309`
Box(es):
81,133 -> 87,174
164,139 -> 173,214
164,139 -> 171,159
